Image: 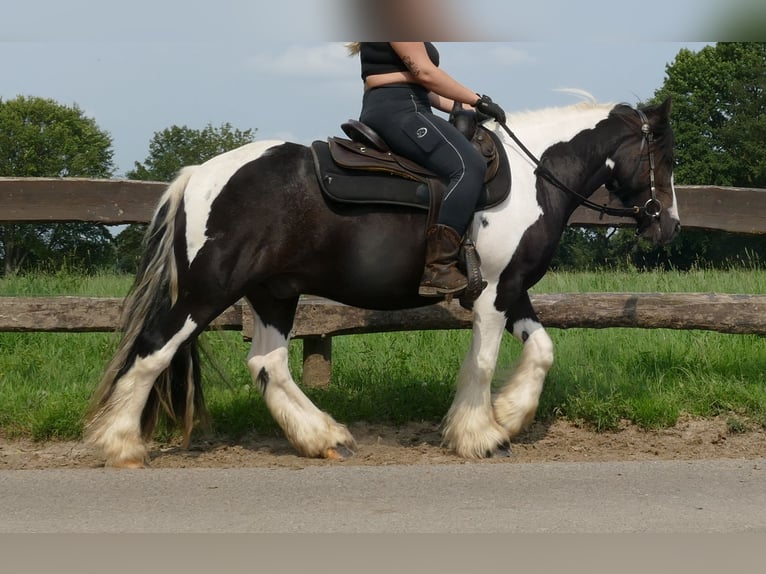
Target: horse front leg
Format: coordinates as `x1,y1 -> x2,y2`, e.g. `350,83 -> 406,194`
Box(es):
441,292 -> 511,459
246,295 -> 357,460
493,292 -> 554,438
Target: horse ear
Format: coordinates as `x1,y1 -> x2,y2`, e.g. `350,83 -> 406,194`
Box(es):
646,96 -> 672,131
660,96 -> 672,117
654,96 -> 672,126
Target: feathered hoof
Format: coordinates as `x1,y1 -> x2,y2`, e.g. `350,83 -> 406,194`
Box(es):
490,441 -> 513,458
324,444 -> 356,461
106,456 -> 149,469
444,427 -> 514,459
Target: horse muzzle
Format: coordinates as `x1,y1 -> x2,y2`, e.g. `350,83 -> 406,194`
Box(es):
637,208 -> 681,245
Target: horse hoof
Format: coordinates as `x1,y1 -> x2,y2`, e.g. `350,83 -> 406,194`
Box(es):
489,441 -> 512,459
325,444 -> 355,461
110,458 -> 147,469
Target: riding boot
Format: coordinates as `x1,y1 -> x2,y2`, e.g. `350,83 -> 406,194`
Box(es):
418,224 -> 468,297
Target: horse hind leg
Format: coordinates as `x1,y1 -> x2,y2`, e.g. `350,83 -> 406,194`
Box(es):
246,292 -> 356,459
86,311 -> 200,468
492,294 -> 554,438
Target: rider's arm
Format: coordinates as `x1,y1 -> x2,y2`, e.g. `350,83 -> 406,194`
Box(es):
428,93 -> 457,113
390,42 -> 480,108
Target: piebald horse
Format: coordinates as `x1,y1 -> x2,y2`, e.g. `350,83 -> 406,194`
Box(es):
86,97 -> 678,467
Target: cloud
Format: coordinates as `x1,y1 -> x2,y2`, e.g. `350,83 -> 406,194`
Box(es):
247,43 -> 356,79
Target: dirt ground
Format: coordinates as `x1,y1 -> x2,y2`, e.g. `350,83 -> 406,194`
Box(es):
2,415 -> 765,469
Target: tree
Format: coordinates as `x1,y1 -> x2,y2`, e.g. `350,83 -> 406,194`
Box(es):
653,43 -> 766,188
126,123 -> 257,181
116,123 -> 257,272
0,96 -> 115,275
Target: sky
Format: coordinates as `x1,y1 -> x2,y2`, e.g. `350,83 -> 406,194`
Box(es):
1,0 -> 750,177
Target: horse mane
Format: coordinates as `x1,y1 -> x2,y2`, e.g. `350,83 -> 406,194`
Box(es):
553,88 -> 599,103
506,89 -> 613,126
504,91 -> 674,164
507,100 -> 614,127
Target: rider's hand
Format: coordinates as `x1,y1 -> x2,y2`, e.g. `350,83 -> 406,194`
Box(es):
474,94 -> 506,125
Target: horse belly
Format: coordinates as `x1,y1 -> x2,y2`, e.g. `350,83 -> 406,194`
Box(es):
308,217 -> 429,309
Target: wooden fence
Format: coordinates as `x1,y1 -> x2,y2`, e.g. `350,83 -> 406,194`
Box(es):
2,177 -> 765,233
1,178 -> 765,386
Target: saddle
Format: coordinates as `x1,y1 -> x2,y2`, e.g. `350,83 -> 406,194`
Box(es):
310,113 -> 511,213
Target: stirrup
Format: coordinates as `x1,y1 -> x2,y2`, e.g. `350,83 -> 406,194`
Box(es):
418,282 -> 467,298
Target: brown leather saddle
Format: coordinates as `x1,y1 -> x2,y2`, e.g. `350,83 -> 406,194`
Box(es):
310,116 -> 511,213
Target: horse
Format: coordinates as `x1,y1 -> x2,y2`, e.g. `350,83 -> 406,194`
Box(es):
85,96 -> 679,467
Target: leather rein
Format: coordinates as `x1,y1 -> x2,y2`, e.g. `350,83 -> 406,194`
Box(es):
496,107 -> 662,220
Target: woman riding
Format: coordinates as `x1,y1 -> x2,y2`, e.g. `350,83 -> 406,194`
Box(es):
347,42 -> 507,297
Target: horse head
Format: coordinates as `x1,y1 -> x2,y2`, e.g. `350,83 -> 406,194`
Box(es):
604,97 -> 680,245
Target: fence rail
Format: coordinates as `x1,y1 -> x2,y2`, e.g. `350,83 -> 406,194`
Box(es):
2,293 -> 764,386
1,178 -> 766,233
1,178 -> 765,386
2,294 -> 764,335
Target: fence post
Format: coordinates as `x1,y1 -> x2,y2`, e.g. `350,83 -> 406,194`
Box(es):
302,336 -> 333,388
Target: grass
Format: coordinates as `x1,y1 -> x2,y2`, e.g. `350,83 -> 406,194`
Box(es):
0,267 -> 764,441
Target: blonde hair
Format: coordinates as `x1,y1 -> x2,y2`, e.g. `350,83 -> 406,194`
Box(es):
346,42 -> 361,56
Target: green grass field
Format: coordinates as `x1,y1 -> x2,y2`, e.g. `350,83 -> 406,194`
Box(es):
0,268 -> 764,441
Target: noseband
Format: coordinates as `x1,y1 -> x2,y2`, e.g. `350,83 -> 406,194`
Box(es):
499,108 -> 663,221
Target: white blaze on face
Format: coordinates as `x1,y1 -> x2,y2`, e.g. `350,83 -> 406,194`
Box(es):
183,140 -> 284,265
667,173 -> 680,221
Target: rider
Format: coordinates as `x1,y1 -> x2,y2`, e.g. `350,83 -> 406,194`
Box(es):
347,42 -> 507,297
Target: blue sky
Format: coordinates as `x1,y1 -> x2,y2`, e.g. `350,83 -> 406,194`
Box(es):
0,1 -> 728,176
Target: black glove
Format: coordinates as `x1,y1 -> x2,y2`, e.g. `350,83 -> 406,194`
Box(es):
475,94 -> 506,125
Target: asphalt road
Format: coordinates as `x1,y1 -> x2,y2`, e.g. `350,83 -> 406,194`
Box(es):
1,458 -> 764,533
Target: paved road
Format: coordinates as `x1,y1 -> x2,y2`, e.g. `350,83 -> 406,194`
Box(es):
1,459 -> 764,533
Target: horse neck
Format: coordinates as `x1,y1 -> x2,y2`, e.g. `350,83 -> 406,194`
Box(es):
503,102 -> 614,154
532,108 -> 622,217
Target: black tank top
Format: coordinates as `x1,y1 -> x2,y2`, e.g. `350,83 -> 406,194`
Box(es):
360,42 -> 440,80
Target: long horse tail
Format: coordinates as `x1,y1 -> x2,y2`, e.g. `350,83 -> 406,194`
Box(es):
86,166 -> 207,448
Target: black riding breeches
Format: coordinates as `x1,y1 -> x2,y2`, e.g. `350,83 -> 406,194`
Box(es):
359,83 -> 487,236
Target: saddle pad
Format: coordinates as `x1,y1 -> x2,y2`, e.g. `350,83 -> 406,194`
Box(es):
312,140 -> 431,210
311,128 -> 511,211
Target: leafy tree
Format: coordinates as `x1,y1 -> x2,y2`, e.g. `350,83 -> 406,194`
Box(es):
0,96 -> 115,275
112,223 -> 146,274
116,123 -> 256,272
654,42 -> 766,188
126,123 -> 256,181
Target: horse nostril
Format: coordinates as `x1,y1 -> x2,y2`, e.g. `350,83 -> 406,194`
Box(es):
675,221 -> 682,234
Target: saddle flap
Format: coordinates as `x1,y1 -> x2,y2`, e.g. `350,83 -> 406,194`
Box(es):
328,137 -> 436,181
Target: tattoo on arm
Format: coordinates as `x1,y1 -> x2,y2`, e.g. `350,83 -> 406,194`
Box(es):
402,56 -> 421,77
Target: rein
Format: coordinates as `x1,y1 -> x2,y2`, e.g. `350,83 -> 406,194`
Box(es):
496,108 -> 662,220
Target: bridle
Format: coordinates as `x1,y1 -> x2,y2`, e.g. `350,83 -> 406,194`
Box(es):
635,108 -> 662,219
497,107 -> 663,220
